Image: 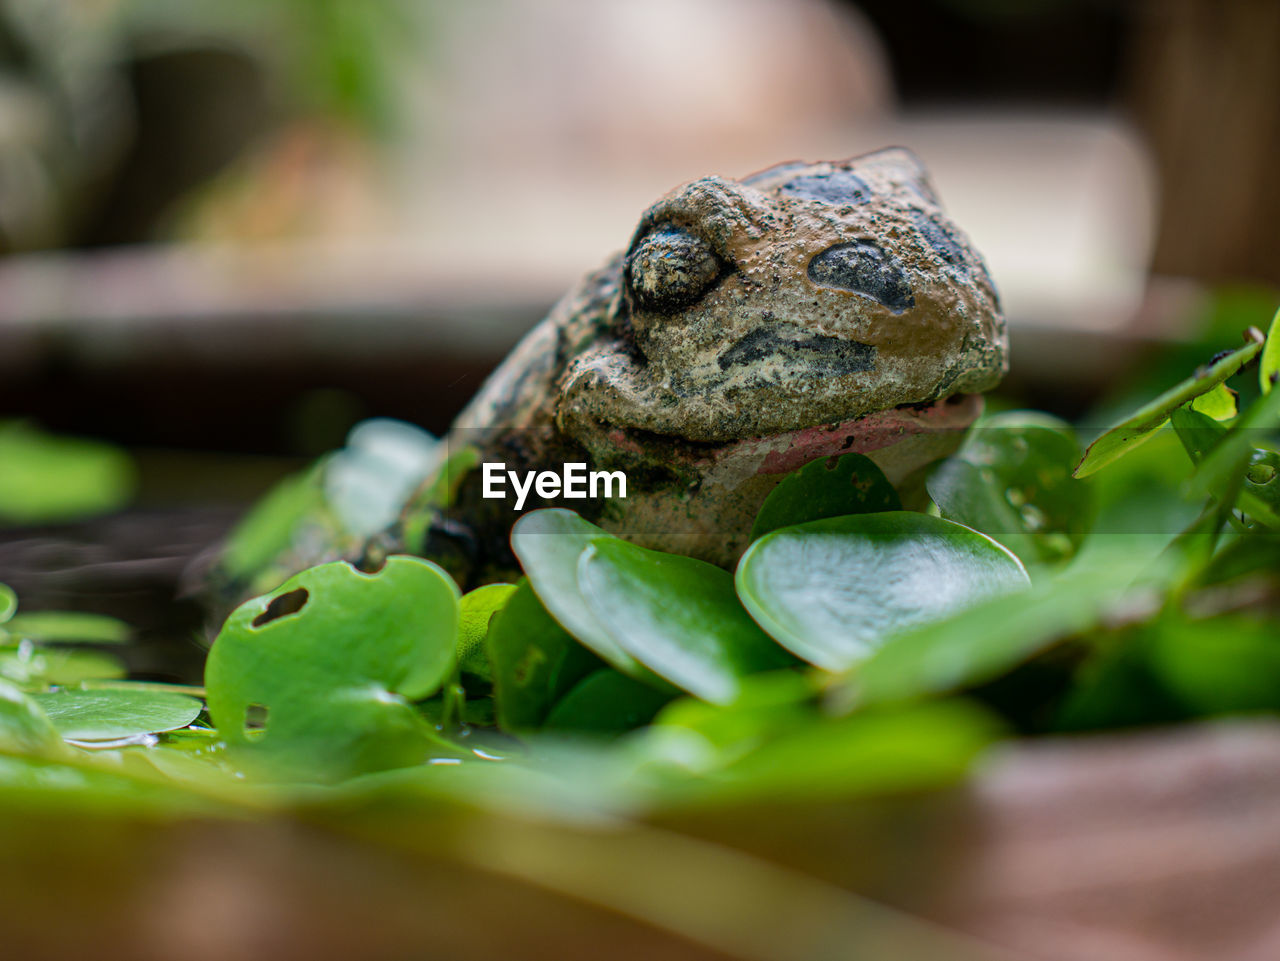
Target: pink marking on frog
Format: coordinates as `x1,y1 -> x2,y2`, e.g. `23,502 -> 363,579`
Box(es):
746,394 -> 983,475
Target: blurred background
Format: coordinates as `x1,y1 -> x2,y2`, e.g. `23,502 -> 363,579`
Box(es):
3,7 -> 1280,959
1,0 -> 1278,599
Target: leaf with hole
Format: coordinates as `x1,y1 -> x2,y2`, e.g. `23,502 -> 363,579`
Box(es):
736,512 -> 1028,671
205,557 -> 460,781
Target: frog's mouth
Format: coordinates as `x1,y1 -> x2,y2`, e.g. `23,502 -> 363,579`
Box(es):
588,392 -> 982,480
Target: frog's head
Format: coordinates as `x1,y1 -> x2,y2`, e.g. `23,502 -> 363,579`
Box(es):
558,147 -> 1006,471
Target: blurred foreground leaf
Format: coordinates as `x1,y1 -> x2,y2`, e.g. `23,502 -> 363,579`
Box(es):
0,421 -> 136,524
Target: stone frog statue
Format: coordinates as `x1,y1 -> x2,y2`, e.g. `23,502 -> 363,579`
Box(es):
221,147 -> 1006,595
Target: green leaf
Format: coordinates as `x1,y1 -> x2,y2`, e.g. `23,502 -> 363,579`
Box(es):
1170,404 -> 1227,464
1190,383 -> 1238,420
544,670 -> 676,737
750,452 -> 900,541
1074,337 -> 1263,478
1200,530 -> 1280,586
0,647 -> 125,689
843,560 -> 1136,708
510,509 -> 643,675
5,611 -> 130,644
456,583 -> 516,682
32,688 -> 203,742
1053,626 -> 1189,733
1086,426 -> 1202,537
0,421 -> 136,524
1261,305 -> 1280,394
736,512 -> 1029,671
648,672 -> 818,768
654,701 -> 1001,807
487,579 -> 603,734
928,412 -> 1089,566
1173,401 -> 1280,528
0,680 -> 66,756
218,463 -> 329,584
1149,613 -> 1280,716
1189,384 -> 1280,511
205,557 -> 459,781
0,584 -> 15,624
578,540 -> 794,704
322,419 -> 440,538
401,444 -> 481,554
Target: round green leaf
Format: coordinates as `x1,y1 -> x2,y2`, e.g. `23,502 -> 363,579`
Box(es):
0,647 -> 126,688
0,680 -> 65,756
456,583 -> 516,682
323,419 -> 441,538
750,452 -> 900,542
736,512 -> 1029,670
579,540 -> 794,704
0,421 -> 136,523
488,578 -> 603,734
510,509 -> 642,674
928,412 -> 1090,565
6,611 -> 130,644
205,556 -> 459,780
0,584 -> 16,625
544,669 -> 675,736
32,688 -> 202,741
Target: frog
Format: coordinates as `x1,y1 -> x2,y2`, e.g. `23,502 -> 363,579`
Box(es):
389,146 -> 1006,587
211,146 -> 1005,599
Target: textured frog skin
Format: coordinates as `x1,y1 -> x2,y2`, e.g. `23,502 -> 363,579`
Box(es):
398,147 -> 1006,586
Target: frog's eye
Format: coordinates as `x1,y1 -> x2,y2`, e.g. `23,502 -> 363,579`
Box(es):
625,226 -> 722,314
808,241 -> 915,313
